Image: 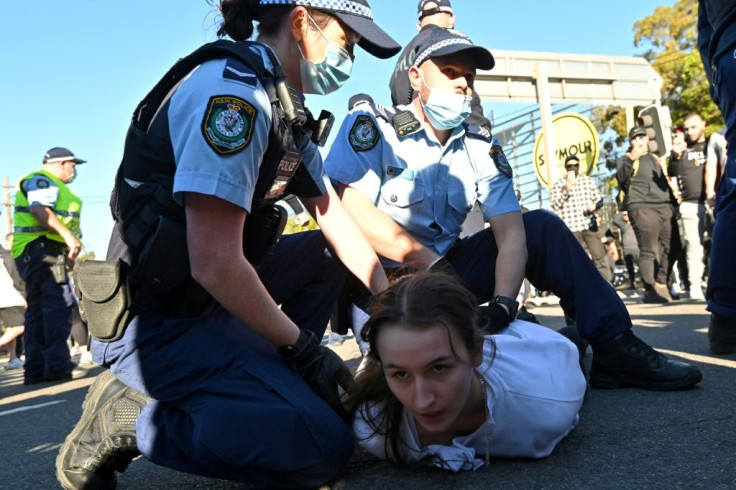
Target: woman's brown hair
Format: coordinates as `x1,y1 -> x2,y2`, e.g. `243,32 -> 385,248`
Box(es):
343,270 -> 492,464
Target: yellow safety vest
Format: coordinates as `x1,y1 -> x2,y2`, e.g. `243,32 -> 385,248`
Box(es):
12,169 -> 82,258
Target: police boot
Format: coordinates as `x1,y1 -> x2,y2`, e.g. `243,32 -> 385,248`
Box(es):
590,330 -> 702,390
56,370 -> 149,489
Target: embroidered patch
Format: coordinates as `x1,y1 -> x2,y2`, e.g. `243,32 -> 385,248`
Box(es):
36,178 -> 50,189
349,115 -> 379,152
489,145 -> 512,178
202,95 -> 257,155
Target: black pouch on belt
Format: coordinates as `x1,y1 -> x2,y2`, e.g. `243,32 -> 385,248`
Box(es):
42,254 -> 69,285
74,259 -> 132,342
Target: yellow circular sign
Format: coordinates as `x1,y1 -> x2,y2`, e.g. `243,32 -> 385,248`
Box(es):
532,112 -> 600,187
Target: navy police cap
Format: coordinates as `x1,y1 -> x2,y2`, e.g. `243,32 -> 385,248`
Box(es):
259,0 -> 401,59
412,28 -> 495,70
417,0 -> 453,20
43,147 -> 86,165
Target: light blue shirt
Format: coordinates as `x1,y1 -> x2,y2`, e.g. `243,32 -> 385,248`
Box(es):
325,103 -> 519,256
167,44 -> 327,213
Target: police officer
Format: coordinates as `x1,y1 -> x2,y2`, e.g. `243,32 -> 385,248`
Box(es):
389,0 -> 455,107
12,147 -> 87,385
56,1 -> 398,488
698,0 -> 736,353
325,27 -> 702,392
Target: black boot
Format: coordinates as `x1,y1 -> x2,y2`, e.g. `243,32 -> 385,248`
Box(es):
590,330 -> 702,390
56,370 -> 149,489
709,313 -> 736,354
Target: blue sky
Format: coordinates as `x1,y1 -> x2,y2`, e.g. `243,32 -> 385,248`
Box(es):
0,0 -> 667,256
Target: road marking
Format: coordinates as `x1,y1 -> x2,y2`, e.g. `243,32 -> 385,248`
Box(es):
658,348 -> 736,368
0,400 -> 66,417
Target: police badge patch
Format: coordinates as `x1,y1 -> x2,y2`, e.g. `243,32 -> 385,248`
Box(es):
489,145 -> 512,178
202,95 -> 257,155
349,115 -> 379,152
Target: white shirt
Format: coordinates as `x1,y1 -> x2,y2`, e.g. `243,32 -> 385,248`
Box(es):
353,320 -> 586,471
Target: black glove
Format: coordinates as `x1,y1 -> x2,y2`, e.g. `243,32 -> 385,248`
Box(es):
279,330 -> 354,418
478,303 -> 510,334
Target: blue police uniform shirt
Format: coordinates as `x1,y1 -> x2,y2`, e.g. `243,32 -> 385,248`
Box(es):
23,174 -> 60,208
167,44 -> 327,213
324,103 -> 520,256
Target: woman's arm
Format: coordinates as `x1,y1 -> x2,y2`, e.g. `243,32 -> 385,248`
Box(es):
185,191 -> 300,347
301,185 -> 389,294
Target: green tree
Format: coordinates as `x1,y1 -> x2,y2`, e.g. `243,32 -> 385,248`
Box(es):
597,0 -> 723,143
634,0 -> 722,132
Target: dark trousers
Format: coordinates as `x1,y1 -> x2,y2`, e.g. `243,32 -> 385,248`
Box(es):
572,229 -> 612,283
15,248 -> 75,378
91,230 -> 351,488
624,249 -> 640,287
447,210 -> 630,342
706,48 -> 736,319
628,205 -> 673,290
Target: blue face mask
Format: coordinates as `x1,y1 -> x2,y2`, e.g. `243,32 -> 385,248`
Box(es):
68,167 -> 78,183
298,15 -> 354,95
419,73 -> 472,130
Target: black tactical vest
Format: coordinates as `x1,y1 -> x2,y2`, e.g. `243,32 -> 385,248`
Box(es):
106,40 -> 320,316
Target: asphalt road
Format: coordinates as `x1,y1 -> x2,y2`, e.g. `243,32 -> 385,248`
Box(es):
1,291 -> 735,489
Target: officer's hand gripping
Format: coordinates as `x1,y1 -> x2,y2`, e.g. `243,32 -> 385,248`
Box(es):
478,303 -> 511,334
279,330 -> 354,418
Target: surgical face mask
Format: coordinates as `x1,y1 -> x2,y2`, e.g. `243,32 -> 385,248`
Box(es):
298,14 -> 353,95
418,72 -> 472,130
68,167 -> 78,183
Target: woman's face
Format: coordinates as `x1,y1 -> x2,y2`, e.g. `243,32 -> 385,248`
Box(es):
377,322 -> 481,436
297,12 -> 359,65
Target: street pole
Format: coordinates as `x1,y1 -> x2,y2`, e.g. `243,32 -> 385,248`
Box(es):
3,176 -> 12,237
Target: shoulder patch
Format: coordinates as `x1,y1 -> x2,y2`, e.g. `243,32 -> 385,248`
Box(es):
490,145 -> 512,178
36,177 -> 50,189
349,115 -> 380,152
201,95 -> 257,155
223,59 -> 258,87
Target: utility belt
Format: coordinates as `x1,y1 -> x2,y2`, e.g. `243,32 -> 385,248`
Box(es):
26,237 -> 68,254
18,238 -> 70,285
74,196 -> 288,343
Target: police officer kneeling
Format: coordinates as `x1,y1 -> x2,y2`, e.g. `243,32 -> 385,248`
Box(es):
55,0 -> 398,488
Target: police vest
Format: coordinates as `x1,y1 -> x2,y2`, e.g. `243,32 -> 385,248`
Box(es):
107,40 -> 322,316
13,170 -> 82,258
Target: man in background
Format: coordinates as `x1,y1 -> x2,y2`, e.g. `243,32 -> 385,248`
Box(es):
551,154 -> 610,283
12,147 -> 88,384
669,113 -> 709,300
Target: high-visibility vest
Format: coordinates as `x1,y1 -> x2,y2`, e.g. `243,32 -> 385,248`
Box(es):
12,169 -> 82,258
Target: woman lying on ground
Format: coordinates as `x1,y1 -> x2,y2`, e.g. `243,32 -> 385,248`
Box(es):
345,270 -> 587,471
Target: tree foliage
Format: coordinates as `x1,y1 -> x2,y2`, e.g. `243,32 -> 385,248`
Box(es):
597,0 -> 724,143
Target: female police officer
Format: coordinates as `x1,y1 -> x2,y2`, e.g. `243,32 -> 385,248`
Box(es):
56,1 -> 398,488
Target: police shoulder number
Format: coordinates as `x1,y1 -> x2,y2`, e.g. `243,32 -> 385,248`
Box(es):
201,95 -> 258,155
349,115 -> 380,152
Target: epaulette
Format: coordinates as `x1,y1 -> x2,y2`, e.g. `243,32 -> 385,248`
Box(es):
222,58 -> 258,87
464,123 -> 493,142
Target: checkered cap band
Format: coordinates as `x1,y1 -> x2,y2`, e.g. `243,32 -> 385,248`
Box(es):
259,0 -> 373,19
414,37 -> 473,67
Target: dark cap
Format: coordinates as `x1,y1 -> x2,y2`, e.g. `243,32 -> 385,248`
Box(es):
42,147 -> 86,165
348,93 -> 374,110
628,126 -> 648,140
259,0 -> 401,59
412,28 -> 495,70
564,154 -> 580,166
417,0 -> 453,20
